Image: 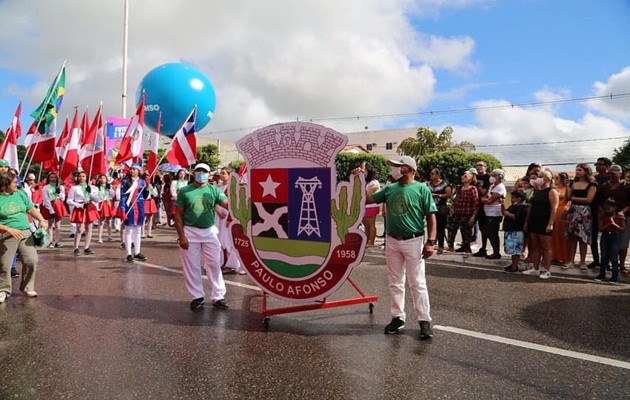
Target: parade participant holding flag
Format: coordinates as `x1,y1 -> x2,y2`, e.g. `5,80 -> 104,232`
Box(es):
41,172 -> 67,248
66,171 -> 99,256
119,164 -> 149,263
95,174 -> 115,243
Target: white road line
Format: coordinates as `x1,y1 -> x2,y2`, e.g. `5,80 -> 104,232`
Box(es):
435,325 -> 630,370
136,260 -> 630,370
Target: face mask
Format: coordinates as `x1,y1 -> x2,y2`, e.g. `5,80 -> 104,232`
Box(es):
194,172 -> 208,183
391,167 -> 403,181
489,176 -> 496,184
536,178 -> 545,186
529,179 -> 537,187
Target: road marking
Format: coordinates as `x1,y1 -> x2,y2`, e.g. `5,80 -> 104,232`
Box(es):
435,325 -> 630,370
136,261 -> 262,291
136,260 -> 630,369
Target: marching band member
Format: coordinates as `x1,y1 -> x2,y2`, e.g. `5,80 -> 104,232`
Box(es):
95,174 -> 115,243
41,172 -> 67,248
119,164 -> 149,263
66,171 -> 99,256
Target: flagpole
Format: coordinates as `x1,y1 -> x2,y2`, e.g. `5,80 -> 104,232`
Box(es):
21,61 -> 66,178
122,0 -> 129,118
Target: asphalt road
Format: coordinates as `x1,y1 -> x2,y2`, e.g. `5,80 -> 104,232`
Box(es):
0,227 -> 629,399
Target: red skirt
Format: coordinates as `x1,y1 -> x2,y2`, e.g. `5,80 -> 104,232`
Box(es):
115,206 -> 127,221
144,199 -> 158,215
70,204 -> 100,224
100,200 -> 115,218
41,199 -> 69,220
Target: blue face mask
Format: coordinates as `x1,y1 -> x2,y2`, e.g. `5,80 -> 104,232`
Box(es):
194,172 -> 208,183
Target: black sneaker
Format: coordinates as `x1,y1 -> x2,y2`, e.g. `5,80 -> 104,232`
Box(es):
587,261 -> 599,270
126,255 -> 134,263
84,248 -> 94,255
384,317 -> 405,334
73,248 -> 80,256
10,268 -> 20,278
134,253 -> 147,261
419,321 -> 434,340
473,249 -> 487,258
120,242 -> 125,250
190,297 -> 205,310
455,247 -> 466,253
212,299 -> 229,309
69,233 -> 75,238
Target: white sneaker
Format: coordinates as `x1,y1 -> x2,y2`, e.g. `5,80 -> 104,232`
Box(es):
22,291 -> 38,297
539,270 -> 551,280
561,262 -> 574,270
238,269 -> 247,275
0,292 -> 6,303
522,268 -> 539,275
98,239 -> 103,243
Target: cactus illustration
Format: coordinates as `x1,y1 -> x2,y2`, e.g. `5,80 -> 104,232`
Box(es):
230,176 -> 250,228
331,174 -> 363,243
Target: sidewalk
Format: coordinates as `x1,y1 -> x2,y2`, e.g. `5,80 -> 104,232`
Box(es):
368,216 -> 621,282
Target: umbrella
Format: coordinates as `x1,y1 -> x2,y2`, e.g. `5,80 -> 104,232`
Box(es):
157,163 -> 182,173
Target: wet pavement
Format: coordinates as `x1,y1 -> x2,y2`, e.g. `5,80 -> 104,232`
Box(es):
1,223 -> 629,399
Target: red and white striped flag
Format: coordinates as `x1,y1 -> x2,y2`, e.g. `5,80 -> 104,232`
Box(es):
59,108 -> 81,183
146,112 -> 161,177
0,102 -> 22,170
115,96 -> 145,166
165,107 -> 197,168
56,115 -> 70,158
80,104 -> 106,176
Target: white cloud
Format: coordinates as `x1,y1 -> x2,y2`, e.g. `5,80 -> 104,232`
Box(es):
591,66 -> 630,120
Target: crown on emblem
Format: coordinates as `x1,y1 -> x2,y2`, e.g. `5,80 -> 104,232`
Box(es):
237,123 -> 347,169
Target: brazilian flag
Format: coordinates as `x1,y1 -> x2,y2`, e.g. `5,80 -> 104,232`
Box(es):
30,65 -> 66,134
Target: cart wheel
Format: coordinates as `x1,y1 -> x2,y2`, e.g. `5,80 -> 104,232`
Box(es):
368,303 -> 375,314
263,317 -> 270,330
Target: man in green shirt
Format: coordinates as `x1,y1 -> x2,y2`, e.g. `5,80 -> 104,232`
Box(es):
174,163 -> 230,311
359,156 -> 437,339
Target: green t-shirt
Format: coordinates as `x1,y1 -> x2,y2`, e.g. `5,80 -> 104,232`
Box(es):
0,190 -> 34,230
175,183 -> 227,228
372,181 -> 437,238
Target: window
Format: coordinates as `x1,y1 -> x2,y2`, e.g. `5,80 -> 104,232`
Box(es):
386,142 -> 393,150
366,144 -> 373,151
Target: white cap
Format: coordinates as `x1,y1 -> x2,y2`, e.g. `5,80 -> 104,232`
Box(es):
194,163 -> 211,172
388,156 -> 417,171
26,173 -> 36,180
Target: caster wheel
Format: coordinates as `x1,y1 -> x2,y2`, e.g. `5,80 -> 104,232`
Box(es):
263,317 -> 270,330
368,303 -> 375,314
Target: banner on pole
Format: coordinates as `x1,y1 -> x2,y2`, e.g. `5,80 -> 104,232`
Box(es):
106,116 -> 131,172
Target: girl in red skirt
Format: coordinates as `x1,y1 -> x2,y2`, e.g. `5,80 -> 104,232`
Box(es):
141,173 -> 158,238
95,174 -> 115,243
41,172 -> 68,248
66,171 -> 100,256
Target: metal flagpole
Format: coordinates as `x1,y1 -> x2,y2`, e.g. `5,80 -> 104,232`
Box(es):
122,0 -> 129,118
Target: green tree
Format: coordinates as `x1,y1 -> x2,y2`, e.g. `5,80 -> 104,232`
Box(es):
196,144 -> 221,171
612,138 -> 630,167
397,126 -> 475,158
335,152 -> 390,182
228,159 -> 245,172
418,149 -> 502,186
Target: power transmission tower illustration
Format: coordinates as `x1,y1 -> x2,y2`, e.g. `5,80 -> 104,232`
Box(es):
295,176 -> 322,237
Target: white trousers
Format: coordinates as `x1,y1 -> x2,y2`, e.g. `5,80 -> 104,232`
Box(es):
385,235 -> 431,322
180,226 -> 226,301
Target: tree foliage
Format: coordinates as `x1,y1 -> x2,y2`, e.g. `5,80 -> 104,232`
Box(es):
335,152 -> 390,182
612,138 -> 630,167
397,126 -> 476,158
418,149 -> 502,186
228,159 -> 245,172
195,143 -> 221,171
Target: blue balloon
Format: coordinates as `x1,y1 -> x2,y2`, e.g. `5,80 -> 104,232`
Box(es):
136,63 -> 216,137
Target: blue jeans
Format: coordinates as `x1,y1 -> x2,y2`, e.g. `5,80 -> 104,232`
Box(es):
599,231 -> 620,281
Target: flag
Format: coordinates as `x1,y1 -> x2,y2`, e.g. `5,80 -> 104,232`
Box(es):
165,108 -> 197,168
146,112 -> 161,177
25,64 -> 66,163
0,102 -> 22,169
59,108 -> 81,183
56,115 -> 70,158
115,96 -> 145,165
80,105 -> 106,176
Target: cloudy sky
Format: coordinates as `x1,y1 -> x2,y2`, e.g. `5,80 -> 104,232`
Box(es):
0,0 -> 629,166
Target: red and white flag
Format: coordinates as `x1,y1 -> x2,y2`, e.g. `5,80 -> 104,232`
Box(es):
56,115 -> 70,158
25,114 -> 57,164
80,104 -> 106,176
146,112 -> 161,177
165,107 -> 197,168
0,102 -> 22,170
115,96 -> 145,166
59,108 -> 81,183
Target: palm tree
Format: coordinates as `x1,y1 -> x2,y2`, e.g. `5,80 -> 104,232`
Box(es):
397,126 -> 475,159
